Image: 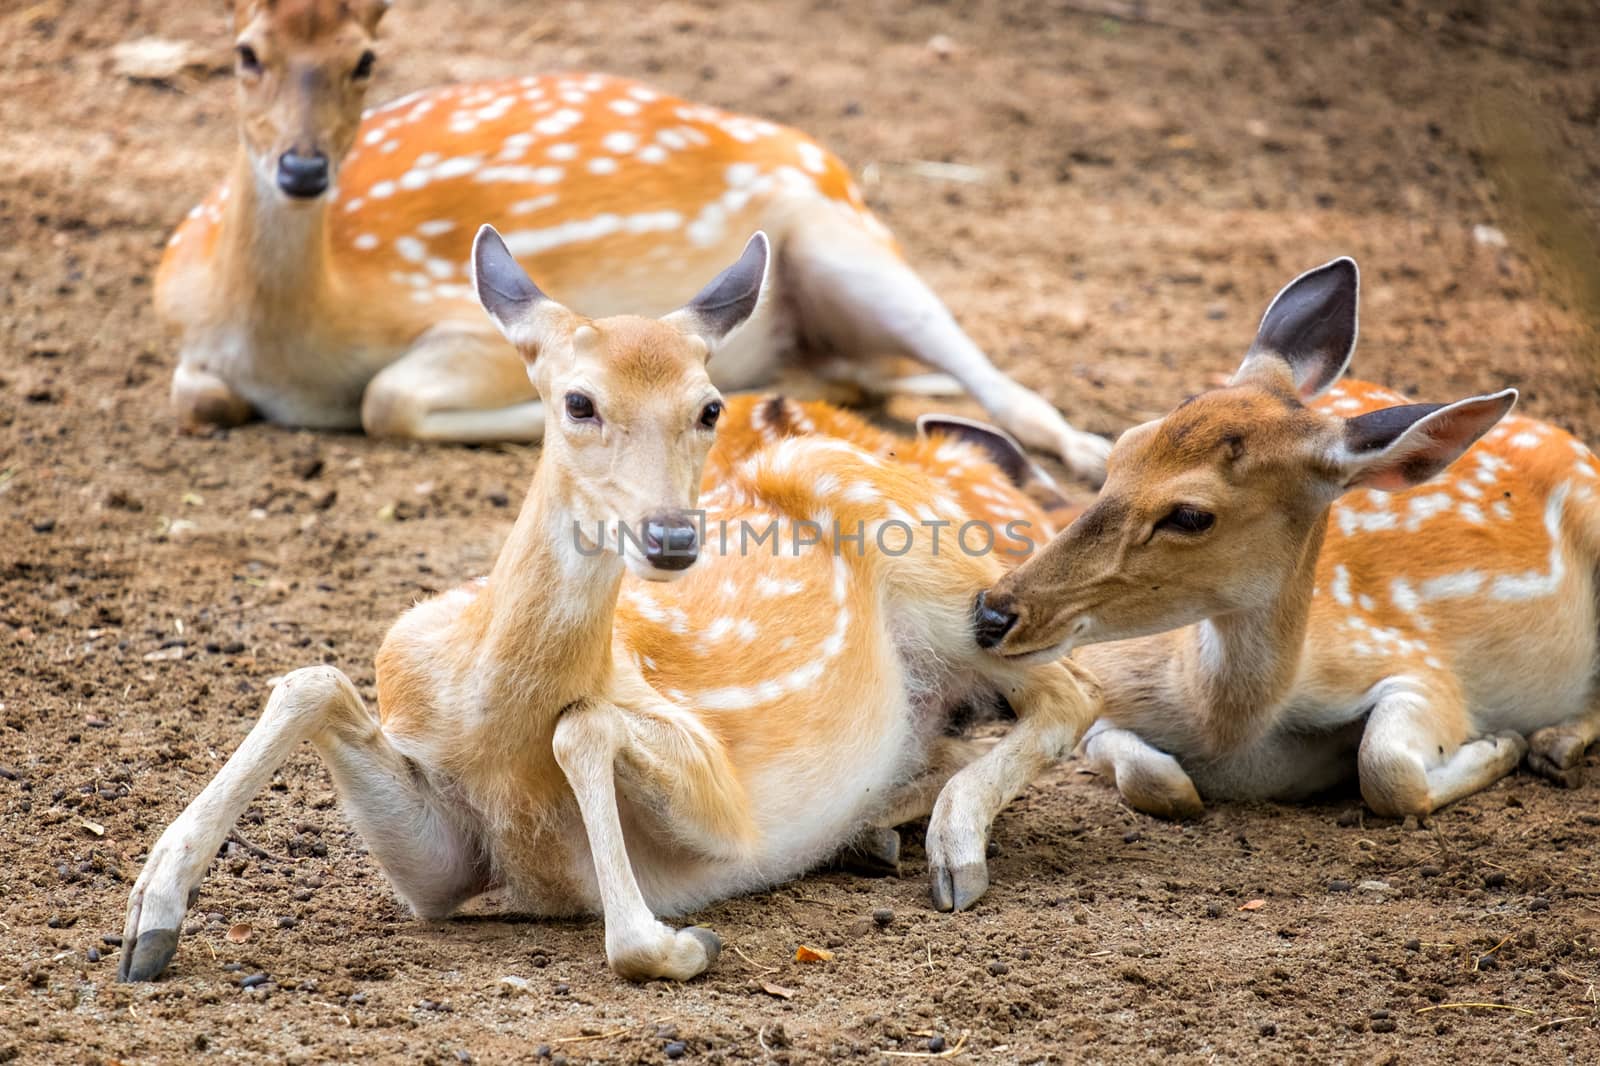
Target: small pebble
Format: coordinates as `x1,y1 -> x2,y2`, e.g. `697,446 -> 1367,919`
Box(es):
1328,880 -> 1352,893
1372,1018 -> 1397,1033
872,908 -> 894,928
277,916 -> 297,929
1205,901 -> 1224,918
101,935 -> 123,947
1419,864 -> 1441,878
87,947 -> 101,963
222,962 -> 244,972
239,972 -> 269,989
1335,809 -> 1362,827
1484,872 -> 1507,888
927,1035 -> 946,1053
1403,938 -> 1421,952
1122,830 -> 1142,844
553,982 -> 570,996
455,1052 -> 473,1064
1259,1023 -> 1277,1037
1371,1009 -> 1390,1020
664,1041 -> 687,1060
534,1046 -> 551,1060
1530,897 -> 1551,912
987,961 -> 1009,976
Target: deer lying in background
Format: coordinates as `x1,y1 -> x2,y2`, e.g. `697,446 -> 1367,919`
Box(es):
974,257 -> 1600,820
120,228 -> 1099,983
161,0 -> 1109,480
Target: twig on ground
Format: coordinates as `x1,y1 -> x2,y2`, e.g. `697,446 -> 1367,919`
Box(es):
882,1029 -> 971,1058
1416,1003 -> 1537,1016
732,944 -> 779,975
552,1026 -> 632,1045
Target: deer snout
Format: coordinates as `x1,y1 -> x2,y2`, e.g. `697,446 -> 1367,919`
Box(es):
642,511 -> 699,573
277,151 -> 330,199
972,590 -> 1019,649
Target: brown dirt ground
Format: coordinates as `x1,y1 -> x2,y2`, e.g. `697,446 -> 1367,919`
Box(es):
4,1 -> 1600,1062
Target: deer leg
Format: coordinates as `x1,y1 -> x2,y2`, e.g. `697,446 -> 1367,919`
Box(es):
782,220 -> 1111,483
831,737 -> 989,877
1080,720 -> 1205,820
1526,701 -> 1600,789
171,362 -> 255,428
552,700 -> 752,981
361,325 -> 544,442
925,660 -> 1099,911
120,666 -> 482,982
1359,676 -> 1527,820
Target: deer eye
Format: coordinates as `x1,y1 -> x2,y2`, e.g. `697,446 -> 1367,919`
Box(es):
236,44 -> 262,76
353,50 -> 377,80
699,401 -> 722,429
564,392 -> 597,422
1155,505 -> 1215,535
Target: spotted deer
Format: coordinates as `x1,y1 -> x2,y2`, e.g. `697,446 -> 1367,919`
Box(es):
120,228 -> 1099,983
161,0 -> 1109,479
972,257 -> 1600,821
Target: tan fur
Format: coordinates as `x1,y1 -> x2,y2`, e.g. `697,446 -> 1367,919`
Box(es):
120,242 -> 1099,984
981,261 -> 1600,820
157,3 -> 1110,478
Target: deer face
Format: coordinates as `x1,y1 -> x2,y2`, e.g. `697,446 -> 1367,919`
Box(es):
975,258 -> 1515,661
473,227 -> 770,581
231,0 -> 389,201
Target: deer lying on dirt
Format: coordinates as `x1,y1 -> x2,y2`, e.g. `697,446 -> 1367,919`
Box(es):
973,257 -> 1600,821
120,228 -> 1100,983
161,0 -> 1109,479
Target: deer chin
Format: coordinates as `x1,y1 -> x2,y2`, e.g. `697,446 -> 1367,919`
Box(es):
994,613 -> 1094,664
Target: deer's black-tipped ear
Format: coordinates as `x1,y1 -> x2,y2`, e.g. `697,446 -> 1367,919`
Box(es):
667,232 -> 769,348
473,225 -> 548,339
1232,257 -> 1359,400
1333,388 -> 1517,492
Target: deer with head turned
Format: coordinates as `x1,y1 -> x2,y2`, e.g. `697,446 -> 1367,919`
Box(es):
161,0 -> 1109,480
974,257 -> 1600,820
120,228 -> 1099,983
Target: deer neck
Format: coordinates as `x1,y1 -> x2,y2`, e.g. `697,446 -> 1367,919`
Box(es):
213,151 -> 338,319
1085,511 -> 1329,757
1181,510 -> 1329,753
473,457 -> 624,727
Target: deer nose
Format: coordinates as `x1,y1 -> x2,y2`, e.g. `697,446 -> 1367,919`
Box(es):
276,151 -> 329,198
972,590 -> 1019,649
642,512 -> 699,572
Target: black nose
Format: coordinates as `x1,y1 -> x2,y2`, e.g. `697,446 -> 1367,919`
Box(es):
972,590 -> 1018,649
277,152 -> 329,198
642,512 -> 699,572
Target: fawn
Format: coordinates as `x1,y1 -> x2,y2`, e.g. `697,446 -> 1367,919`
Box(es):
161,0 -> 1109,479
120,228 -> 1100,983
973,257 -> 1600,821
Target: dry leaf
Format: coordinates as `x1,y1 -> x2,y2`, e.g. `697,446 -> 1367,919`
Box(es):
794,945 -> 834,963
226,923 -> 253,943
1238,899 -> 1266,911
79,819 -> 105,837
759,981 -> 796,999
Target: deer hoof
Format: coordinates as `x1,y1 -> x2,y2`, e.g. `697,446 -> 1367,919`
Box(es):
929,861 -> 989,913
119,927 -> 179,983
833,825 -> 901,877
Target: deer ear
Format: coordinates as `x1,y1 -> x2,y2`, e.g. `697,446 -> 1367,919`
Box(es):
473,224 -> 553,341
664,232 -> 769,351
1232,257 -> 1359,401
1332,389 -> 1517,492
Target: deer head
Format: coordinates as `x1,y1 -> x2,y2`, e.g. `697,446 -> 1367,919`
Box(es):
229,0 -> 391,200
973,258 -> 1516,661
473,225 -> 769,580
